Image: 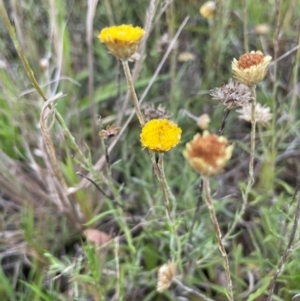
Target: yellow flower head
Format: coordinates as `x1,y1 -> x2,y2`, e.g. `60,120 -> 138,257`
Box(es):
140,119 -> 182,152
200,1 -> 216,19
231,50 -> 272,86
183,131 -> 233,177
99,24 -> 145,60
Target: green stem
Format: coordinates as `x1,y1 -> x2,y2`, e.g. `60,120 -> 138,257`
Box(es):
149,151 -> 181,269
248,86 -> 257,186
225,86 -> 256,238
120,56 -> 180,265
121,60 -> 145,126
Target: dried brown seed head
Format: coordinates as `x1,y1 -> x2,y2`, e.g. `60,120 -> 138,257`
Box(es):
157,260 -> 176,293
210,79 -> 253,110
183,131 -> 233,176
99,124 -> 121,139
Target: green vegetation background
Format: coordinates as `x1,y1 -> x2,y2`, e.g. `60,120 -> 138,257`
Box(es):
0,0 -> 300,300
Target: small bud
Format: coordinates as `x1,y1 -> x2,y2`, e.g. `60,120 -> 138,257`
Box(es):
39,58 -> 49,70
200,1 -> 216,19
254,24 -> 270,35
197,114 -> 211,130
178,51 -> 196,62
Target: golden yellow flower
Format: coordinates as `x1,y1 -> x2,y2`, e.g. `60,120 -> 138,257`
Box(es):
98,24 -> 145,60
183,131 -> 233,176
200,1 -> 216,19
140,119 -> 182,152
157,260 -> 176,293
231,50 -> 272,86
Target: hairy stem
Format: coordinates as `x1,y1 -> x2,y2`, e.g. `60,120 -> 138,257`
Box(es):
121,60 -> 145,126
120,60 -> 180,262
202,176 -> 234,301
225,85 -> 256,238
149,151 -> 181,267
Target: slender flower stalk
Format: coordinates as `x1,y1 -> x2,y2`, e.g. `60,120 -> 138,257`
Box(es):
225,87 -> 256,238
99,24 -> 146,125
148,151 -> 181,268
248,87 -> 257,185
121,60 -> 145,126
183,132 -> 234,299
139,118 -> 182,266
226,51 -> 271,237
218,109 -> 231,136
202,176 -> 234,301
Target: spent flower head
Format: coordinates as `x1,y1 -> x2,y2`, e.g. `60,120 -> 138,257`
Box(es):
140,119 -> 182,152
98,24 -> 145,60
144,104 -> 171,122
157,260 -> 176,293
210,78 -> 253,110
232,50 -> 272,86
200,1 -> 217,19
237,103 -> 272,126
183,131 -> 233,177
99,124 -> 121,139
